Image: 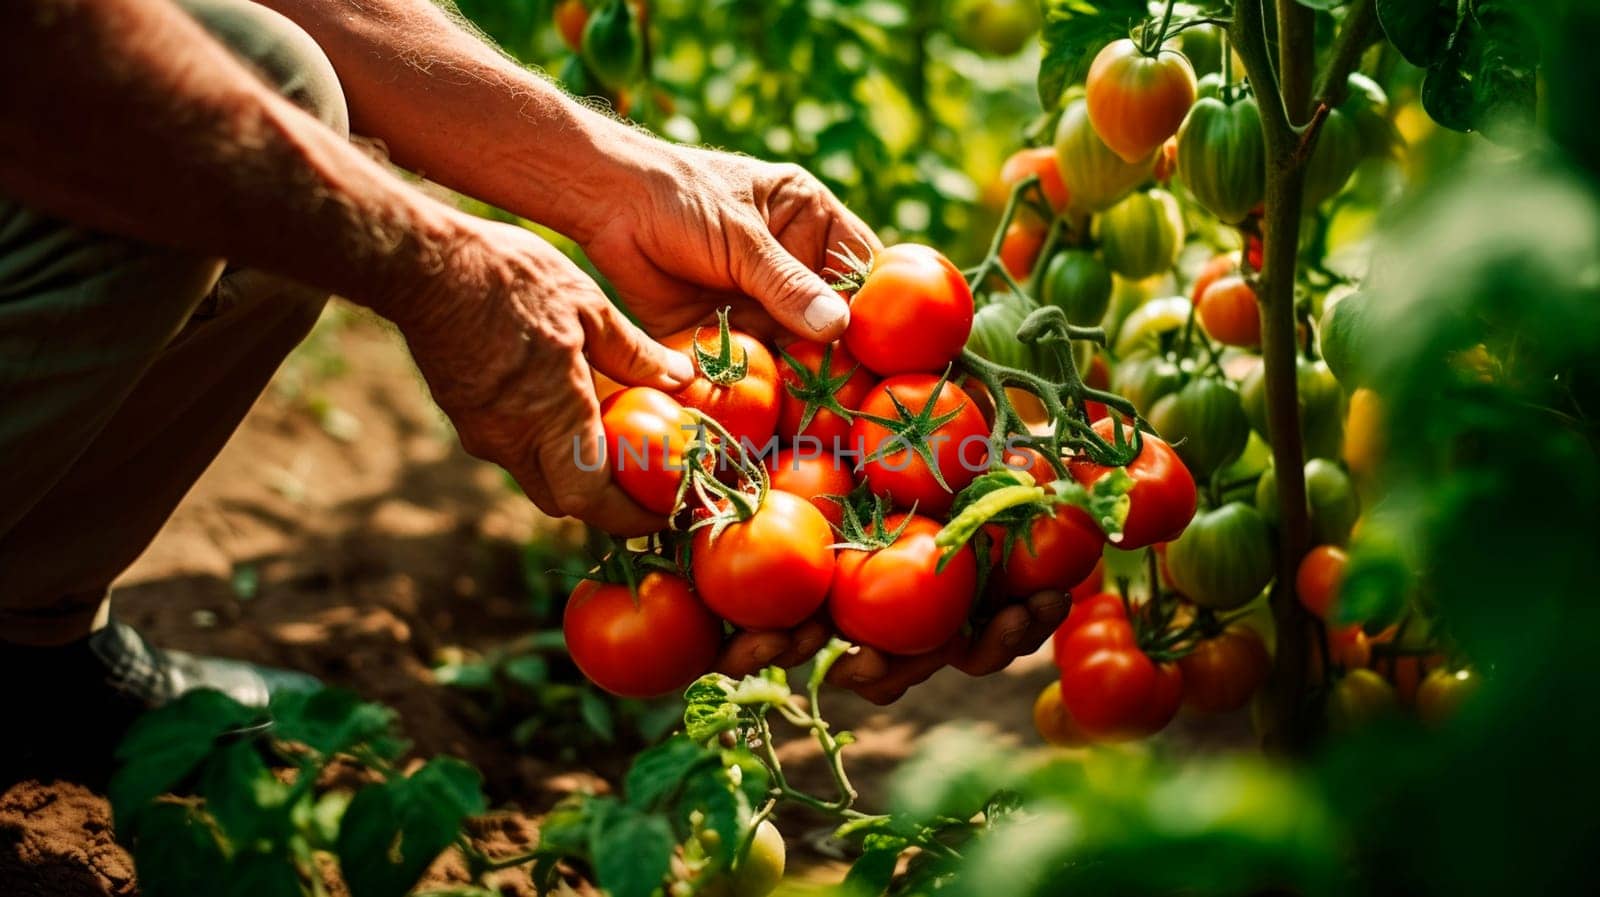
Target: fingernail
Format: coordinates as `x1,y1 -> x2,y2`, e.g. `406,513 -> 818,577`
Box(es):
803,294 -> 849,335
1000,627 -> 1029,650
665,351 -> 695,384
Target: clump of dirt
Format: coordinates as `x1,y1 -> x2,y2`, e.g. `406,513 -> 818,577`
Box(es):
0,780 -> 136,897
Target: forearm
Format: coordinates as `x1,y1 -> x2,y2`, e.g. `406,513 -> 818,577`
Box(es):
0,0 -> 465,322
258,0 -> 651,244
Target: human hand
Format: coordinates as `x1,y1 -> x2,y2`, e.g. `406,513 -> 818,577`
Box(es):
389,215 -> 693,535
713,618 -> 833,679
576,145 -> 881,342
826,591 -> 1070,704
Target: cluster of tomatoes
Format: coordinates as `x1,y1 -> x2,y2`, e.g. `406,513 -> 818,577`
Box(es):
564,238 -> 1208,701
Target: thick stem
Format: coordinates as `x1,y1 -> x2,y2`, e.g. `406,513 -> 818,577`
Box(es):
1276,0 -> 1316,123
1314,0 -> 1377,107
1231,0 -> 1316,755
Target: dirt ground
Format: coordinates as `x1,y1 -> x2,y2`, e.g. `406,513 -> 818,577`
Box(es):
1,307 -> 1081,896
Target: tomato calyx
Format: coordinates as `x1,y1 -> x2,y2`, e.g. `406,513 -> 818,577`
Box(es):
830,489 -> 914,552
774,342 -> 860,435
852,367 -> 972,495
825,241 -> 873,293
689,308 -> 751,386
934,467 -> 1130,568
676,410 -> 769,536
588,542 -> 684,601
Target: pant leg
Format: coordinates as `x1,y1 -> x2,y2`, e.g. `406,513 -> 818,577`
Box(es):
0,0 -> 351,644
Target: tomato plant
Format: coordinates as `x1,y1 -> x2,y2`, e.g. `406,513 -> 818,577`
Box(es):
831,511 -> 977,655
1085,38 -> 1198,163
990,504 -> 1105,597
1068,418 -> 1196,549
691,489 -> 836,630
1179,625 -> 1271,714
851,373 -> 989,516
665,313 -> 782,449
774,340 -> 876,449
1056,617 -> 1184,741
1164,502 -> 1275,610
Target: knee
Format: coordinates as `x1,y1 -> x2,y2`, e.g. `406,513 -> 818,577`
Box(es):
182,0 -> 350,137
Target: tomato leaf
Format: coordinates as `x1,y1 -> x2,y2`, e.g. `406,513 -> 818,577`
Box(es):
126,803 -> 229,897
588,802 -> 675,897
889,727 -> 1021,825
110,689 -> 261,832
1420,0 -> 1539,138
197,739 -> 292,846
269,688 -> 402,759
1375,0 -> 1462,67
1037,0 -> 1146,111
336,758 -> 486,897
624,735 -> 714,812
840,835 -> 908,897
725,668 -> 791,707
684,676 -> 741,743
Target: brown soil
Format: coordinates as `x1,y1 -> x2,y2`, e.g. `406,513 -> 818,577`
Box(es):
2,307 -> 1214,895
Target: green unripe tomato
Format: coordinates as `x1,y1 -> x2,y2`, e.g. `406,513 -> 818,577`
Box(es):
953,0 -> 1041,57
1326,669 -> 1396,733
1254,458 -> 1360,546
1111,352 -> 1184,416
1041,249 -> 1113,326
1239,358 -> 1345,460
581,0 -> 642,92
1147,376 -> 1250,475
1095,189 -> 1184,280
557,51 -> 596,96
1176,95 -> 1266,224
1304,108 -> 1363,206
1164,502 -> 1276,610
1112,295 -> 1191,357
967,296 -> 1049,375
700,819 -> 786,897
1055,98 -> 1154,214
1318,289 -> 1376,388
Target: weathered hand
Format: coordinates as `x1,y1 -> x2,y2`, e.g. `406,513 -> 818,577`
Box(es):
713,618 -> 834,680
392,216 -> 693,535
826,591 -> 1071,704
578,145 -> 881,342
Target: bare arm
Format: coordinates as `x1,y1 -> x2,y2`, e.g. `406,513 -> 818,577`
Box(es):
256,0 -> 872,341
0,0 -> 692,535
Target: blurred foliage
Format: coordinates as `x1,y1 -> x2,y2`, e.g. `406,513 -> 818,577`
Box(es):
453,0 -> 1047,260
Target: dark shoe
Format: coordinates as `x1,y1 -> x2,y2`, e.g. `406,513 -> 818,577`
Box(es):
1,620 -> 319,785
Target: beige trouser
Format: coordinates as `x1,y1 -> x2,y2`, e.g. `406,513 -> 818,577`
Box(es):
0,0 -> 351,644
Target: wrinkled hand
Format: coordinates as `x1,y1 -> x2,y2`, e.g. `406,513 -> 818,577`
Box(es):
579,145 -> 881,342
393,216 -> 692,535
713,618 -> 833,680
827,591 -> 1071,705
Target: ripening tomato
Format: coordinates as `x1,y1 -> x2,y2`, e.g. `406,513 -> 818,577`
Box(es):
851,375 -> 990,516
564,572 -> 722,698
1179,626 -> 1270,714
1000,146 -> 1071,212
1032,680 -> 1091,746
830,513 -> 977,655
1057,617 -> 1184,740
1296,545 -> 1348,621
1416,668 -> 1478,725
1326,668 -> 1396,732
691,490 -> 835,630
553,0 -> 589,51
1085,39 -> 1199,163
1310,626 -> 1370,685
1067,417 -> 1197,549
1197,275 -> 1261,347
992,506 -> 1106,597
766,449 -> 855,530
1382,651 -> 1443,706
600,387 -> 699,516
775,340 -> 876,449
1051,590 -> 1129,664
665,324 -> 781,449
1000,219 -> 1047,279
1190,253 -> 1239,307
845,244 -> 975,376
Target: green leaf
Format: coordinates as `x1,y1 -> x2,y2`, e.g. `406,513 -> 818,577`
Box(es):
579,689 -> 616,741
624,735 -> 714,811
270,688 -> 401,759
198,739 -> 291,844
127,803 -> 229,897
889,727 -> 1022,825
1037,0 -> 1146,110
839,833 -> 909,897
684,676 -> 742,744
433,661 -> 495,689
1421,0 -> 1538,137
501,654 -> 549,688
676,763 -> 751,866
226,849 -> 307,897
111,689 -> 259,832
724,668 -> 791,707
336,758 -> 486,897
589,802 -> 675,897
1375,0 -> 1462,67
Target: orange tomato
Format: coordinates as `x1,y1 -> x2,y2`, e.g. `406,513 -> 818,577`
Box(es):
1000,146 -> 1071,212
1000,219 -> 1047,280
1085,39 -> 1198,163
1197,275 -> 1261,347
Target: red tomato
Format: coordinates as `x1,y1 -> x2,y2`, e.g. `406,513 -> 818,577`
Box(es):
691,490 -> 836,630
1197,275 -> 1262,348
775,340 -> 877,449
851,375 -> 990,516
1178,625 -> 1271,714
1190,253 -> 1239,306
1000,146 -> 1071,212
665,324 -> 781,449
993,506 -> 1106,597
844,245 -> 975,376
1004,445 -> 1060,484
1033,680 -> 1091,746
1381,652 -> 1444,707
1246,231 -> 1264,271
1085,39 -> 1198,163
1071,558 -> 1106,602
563,572 -> 722,698
1067,417 -> 1197,549
1000,219 -> 1047,280
1057,617 -> 1184,740
1050,591 -> 1129,663
766,449 -> 855,530
1085,352 -> 1111,390
830,513 -> 977,655
600,387 -> 699,516
1295,545 -> 1348,620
